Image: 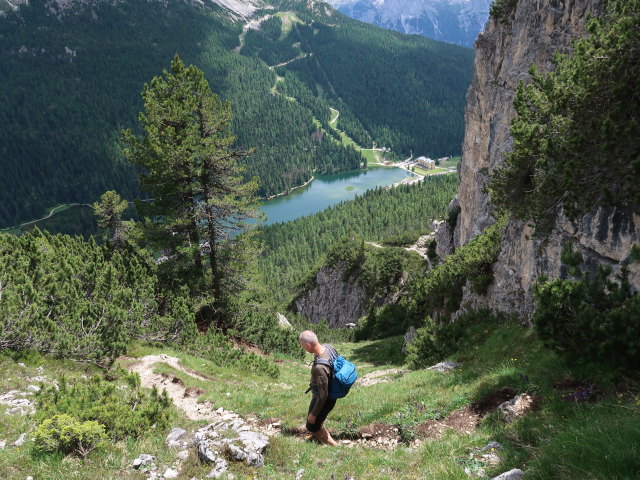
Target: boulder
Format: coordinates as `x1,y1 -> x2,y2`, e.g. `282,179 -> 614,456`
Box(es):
132,454 -> 156,471
498,394 -> 536,423
427,361 -> 461,372
166,427 -> 187,447
276,313 -> 292,329
491,469 -> 524,480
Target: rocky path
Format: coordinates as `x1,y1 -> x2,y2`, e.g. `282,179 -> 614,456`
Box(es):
124,355 -> 254,425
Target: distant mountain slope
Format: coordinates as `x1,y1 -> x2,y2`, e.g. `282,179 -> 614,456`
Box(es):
0,0 -> 472,227
324,0 -> 491,47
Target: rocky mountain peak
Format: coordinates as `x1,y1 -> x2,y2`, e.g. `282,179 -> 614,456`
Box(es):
323,0 -> 491,47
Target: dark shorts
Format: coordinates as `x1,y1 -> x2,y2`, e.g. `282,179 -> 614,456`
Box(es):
306,397 -> 337,432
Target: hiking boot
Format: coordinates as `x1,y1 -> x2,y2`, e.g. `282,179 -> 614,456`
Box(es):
313,427 -> 338,446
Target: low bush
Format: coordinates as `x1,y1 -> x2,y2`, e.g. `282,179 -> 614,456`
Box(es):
183,330 -> 281,378
34,414 -> 107,459
0,229 -> 195,366
409,218 -> 506,322
533,266 -> 640,371
35,373 -> 172,440
382,230 -> 429,247
489,0 -> 518,23
406,309 -> 505,369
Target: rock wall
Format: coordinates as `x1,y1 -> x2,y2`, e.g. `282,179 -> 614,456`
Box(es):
292,264 -> 368,328
450,0 -> 639,320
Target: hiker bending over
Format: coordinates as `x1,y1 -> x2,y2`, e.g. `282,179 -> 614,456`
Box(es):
299,330 -> 339,446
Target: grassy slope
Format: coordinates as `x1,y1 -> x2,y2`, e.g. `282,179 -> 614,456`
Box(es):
2,324 -> 638,479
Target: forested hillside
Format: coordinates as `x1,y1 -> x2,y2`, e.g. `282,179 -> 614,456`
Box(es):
0,0 -> 472,228
258,174 -> 459,302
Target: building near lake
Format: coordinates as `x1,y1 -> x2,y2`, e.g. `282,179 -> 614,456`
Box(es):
416,156 -> 436,169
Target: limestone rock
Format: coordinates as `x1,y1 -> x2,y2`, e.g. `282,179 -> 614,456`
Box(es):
292,263 -> 368,328
206,458 -> 228,478
276,312 -> 292,329
13,433 -> 27,447
491,469 -> 524,480
0,440 -> 6,450
295,468 -> 305,480
0,390 -> 35,415
163,468 -> 179,478
427,361 -> 460,373
194,420 -> 269,470
166,427 -> 187,447
132,454 -> 156,471
498,394 -> 536,423
481,441 -> 503,452
443,0 -> 640,322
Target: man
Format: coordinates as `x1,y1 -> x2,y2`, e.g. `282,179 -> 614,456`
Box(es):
299,330 -> 339,446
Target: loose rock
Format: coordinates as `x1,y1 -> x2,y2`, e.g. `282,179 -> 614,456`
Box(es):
14,433 -> 27,447
427,361 -> 461,372
195,420 -> 269,470
163,467 -> 179,478
498,394 -> 536,423
491,469 -> 524,480
132,453 -> 157,471
166,427 -> 188,447
295,468 -> 305,480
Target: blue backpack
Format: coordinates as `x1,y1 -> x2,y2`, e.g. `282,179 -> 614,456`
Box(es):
315,344 -> 358,399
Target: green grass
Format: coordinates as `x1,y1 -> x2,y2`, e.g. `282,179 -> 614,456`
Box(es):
1,323 -> 638,479
274,11 -> 302,39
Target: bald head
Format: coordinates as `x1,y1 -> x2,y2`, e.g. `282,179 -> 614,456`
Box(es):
299,330 -> 321,354
299,330 -> 318,345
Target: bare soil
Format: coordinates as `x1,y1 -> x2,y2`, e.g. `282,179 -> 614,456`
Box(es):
470,387 -> 517,416
416,406 -> 480,439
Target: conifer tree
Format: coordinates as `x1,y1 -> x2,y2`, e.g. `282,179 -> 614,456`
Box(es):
123,54 -> 259,326
92,190 -> 128,245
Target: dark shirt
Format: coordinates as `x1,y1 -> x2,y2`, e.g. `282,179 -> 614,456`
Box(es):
309,347 -> 332,417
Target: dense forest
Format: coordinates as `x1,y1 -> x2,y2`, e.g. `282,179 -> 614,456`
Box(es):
258,175 -> 459,303
0,0 -> 472,228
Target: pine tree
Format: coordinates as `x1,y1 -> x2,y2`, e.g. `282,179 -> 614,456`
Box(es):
122,54 -> 259,327
92,190 -> 129,245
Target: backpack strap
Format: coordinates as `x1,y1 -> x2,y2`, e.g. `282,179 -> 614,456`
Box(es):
305,345 -> 337,394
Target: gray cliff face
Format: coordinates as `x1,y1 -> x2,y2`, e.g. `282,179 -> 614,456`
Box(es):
293,264 -> 368,328
451,0 -> 639,320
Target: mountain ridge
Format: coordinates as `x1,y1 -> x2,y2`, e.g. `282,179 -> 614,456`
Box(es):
324,0 -> 491,47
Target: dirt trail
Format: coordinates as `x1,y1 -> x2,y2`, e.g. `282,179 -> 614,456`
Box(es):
124,354 -> 243,424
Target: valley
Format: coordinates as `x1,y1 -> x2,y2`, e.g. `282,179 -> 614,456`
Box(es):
0,0 -> 638,479
0,0 -> 473,228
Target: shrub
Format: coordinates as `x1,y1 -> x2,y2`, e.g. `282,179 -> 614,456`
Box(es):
355,303 -> 409,341
407,309 -> 504,369
533,267 -> 640,371
409,218 -> 506,322
34,414 -> 107,459
382,230 -> 429,247
490,0 -> 518,23
0,229 -> 192,366
183,330 -> 281,378
36,373 -> 172,440
405,318 -> 442,369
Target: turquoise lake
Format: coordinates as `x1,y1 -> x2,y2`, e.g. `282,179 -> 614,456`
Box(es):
259,166 -> 413,226
6,166 -> 413,236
